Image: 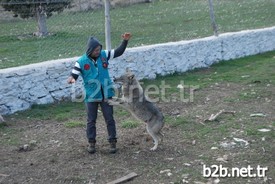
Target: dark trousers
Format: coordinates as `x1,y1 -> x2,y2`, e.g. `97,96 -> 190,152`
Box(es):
86,101 -> 117,143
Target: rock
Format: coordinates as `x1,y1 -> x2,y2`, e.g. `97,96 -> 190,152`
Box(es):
160,169 -> 171,174
19,144 -> 31,152
233,137 -> 249,146
50,140 -> 60,144
182,179 -> 189,183
182,174 -> 189,178
0,114 -> 5,123
177,84 -> 184,89
220,141 -> 236,149
35,95 -> 54,105
216,155 -> 228,163
6,99 -> 31,114
250,113 -> 266,117
29,83 -> 49,98
167,172 -> 173,177
147,73 -> 156,79
258,129 -> 271,132
0,105 -> 10,115
207,178 -> 220,184
194,182 -> 206,184
216,157 -> 227,163
23,144 -> 30,150
171,109 -> 180,116
19,80 -> 33,90
29,140 -> 37,145
50,90 -> 69,101
165,158 -> 174,161
43,79 -> 62,92
18,141 -> 38,152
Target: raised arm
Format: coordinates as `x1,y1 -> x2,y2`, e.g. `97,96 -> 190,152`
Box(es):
114,40 -> 128,58
106,33 -> 132,60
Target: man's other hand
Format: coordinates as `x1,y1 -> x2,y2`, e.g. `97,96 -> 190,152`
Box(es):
67,76 -> 76,84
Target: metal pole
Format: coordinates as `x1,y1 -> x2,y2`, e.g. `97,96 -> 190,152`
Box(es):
208,0 -> 218,36
104,0 -> 111,50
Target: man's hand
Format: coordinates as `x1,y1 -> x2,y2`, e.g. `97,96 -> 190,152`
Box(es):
67,76 -> 76,84
121,32 -> 132,41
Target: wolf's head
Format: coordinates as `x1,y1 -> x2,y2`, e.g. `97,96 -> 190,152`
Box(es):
113,68 -> 142,98
113,68 -> 135,85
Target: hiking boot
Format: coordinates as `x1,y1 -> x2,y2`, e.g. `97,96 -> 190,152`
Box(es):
109,142 -> 117,154
87,142 -> 96,154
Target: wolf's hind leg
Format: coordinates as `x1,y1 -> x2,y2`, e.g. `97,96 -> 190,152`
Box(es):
146,125 -> 159,151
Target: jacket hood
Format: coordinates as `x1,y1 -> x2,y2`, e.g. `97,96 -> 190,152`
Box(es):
86,37 -> 102,56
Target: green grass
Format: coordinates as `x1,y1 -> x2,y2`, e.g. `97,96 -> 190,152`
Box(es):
64,121 -> 85,128
121,120 -> 141,129
1,0 -> 275,69
114,108 -> 130,117
165,115 -> 189,127
12,102 -> 86,121
0,125 -> 21,146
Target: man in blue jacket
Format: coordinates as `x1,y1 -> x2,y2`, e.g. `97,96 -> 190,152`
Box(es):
67,33 -> 132,154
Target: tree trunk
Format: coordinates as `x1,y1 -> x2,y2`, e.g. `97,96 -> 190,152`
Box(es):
208,0 -> 218,36
35,5 -> 48,37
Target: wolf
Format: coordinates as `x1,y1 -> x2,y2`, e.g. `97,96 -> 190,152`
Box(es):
108,69 -> 164,150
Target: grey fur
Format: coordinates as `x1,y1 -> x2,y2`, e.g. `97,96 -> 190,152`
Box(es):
109,70 -> 164,150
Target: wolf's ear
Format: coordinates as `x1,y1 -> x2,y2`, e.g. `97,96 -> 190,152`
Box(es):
126,67 -> 134,79
126,67 -> 132,73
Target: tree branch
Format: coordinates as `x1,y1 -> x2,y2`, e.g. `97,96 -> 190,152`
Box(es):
204,109 -> 236,122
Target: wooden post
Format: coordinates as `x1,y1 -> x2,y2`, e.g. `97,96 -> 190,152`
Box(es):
208,0 -> 218,36
104,0 -> 112,50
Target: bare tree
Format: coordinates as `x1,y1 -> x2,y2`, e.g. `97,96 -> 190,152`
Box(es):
208,0 -> 218,36
0,0 -> 72,36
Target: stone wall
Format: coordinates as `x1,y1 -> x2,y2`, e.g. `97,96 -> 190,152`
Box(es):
1,26 -> 275,115
69,0 -> 153,12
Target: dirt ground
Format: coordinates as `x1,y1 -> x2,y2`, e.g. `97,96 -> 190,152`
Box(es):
0,81 -> 274,184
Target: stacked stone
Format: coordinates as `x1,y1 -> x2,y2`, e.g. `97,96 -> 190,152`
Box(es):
1,27 -> 275,115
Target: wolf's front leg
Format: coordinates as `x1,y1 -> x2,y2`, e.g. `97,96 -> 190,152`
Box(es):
107,99 -> 122,106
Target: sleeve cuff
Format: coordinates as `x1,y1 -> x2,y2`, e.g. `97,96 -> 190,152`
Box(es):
71,73 -> 79,80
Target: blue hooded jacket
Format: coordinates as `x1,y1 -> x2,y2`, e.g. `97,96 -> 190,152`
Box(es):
77,37 -> 115,102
